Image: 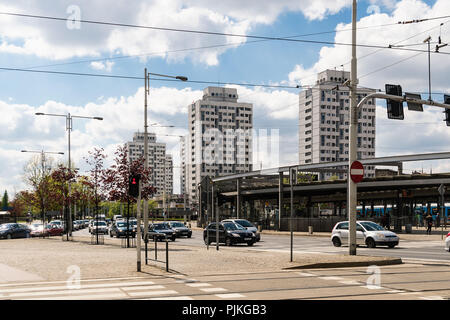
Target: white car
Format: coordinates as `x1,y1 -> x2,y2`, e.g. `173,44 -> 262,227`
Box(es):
90,221 -> 108,235
445,232 -> 450,252
222,219 -> 260,242
331,220 -> 399,248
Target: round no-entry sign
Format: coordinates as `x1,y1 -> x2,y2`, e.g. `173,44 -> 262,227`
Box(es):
350,161 -> 364,183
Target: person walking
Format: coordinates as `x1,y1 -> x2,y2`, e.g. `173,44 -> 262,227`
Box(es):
426,214 -> 433,235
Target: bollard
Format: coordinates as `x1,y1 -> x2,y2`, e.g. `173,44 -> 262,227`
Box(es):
155,237 -> 158,261
308,226 -> 313,235
166,239 -> 169,272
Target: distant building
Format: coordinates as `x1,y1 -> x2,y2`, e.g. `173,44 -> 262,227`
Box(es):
126,132 -> 173,198
182,87 -> 253,205
375,168 -> 398,178
298,69 -> 376,180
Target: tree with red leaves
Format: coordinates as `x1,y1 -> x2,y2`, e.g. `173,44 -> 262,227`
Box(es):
84,147 -> 107,219
51,165 -> 78,234
102,144 -> 155,204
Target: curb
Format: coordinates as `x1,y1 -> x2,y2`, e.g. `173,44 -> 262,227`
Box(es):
283,258 -> 403,270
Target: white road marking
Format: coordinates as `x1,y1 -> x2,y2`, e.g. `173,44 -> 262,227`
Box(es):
127,290 -> 178,297
186,283 -> 212,287
0,276 -> 152,288
386,290 -> 406,293
319,276 -> 345,281
31,292 -> 129,300
298,272 -> 316,277
420,296 -> 445,300
339,280 -> 364,285
149,296 -> 194,300
0,280 -> 156,294
7,287 -> 123,298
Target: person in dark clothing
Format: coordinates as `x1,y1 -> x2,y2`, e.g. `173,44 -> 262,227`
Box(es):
385,212 -> 390,230
426,214 -> 433,235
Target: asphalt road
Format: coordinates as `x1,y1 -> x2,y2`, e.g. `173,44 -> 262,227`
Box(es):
74,227 -> 450,263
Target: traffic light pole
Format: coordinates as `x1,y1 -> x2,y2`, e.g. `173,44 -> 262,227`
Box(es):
348,0 -> 358,255
347,91 -> 450,254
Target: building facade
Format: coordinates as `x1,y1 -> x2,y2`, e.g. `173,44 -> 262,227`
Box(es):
299,69 -> 376,180
126,132 -> 173,198
182,87 -> 253,204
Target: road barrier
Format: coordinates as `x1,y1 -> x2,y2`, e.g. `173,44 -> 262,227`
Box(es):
90,233 -> 104,245
144,234 -> 169,272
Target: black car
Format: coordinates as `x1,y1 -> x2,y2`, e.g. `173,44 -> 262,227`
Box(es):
0,223 -> 31,239
203,222 -> 256,246
164,221 -> 192,238
147,223 -> 176,242
109,221 -> 136,238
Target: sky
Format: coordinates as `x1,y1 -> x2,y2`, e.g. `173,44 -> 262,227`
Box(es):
1,0 -> 449,198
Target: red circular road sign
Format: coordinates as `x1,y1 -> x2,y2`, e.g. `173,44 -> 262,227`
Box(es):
350,161 -> 364,183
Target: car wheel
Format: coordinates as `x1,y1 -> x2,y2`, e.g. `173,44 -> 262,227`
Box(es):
332,237 -> 341,247
366,238 -> 376,248
225,238 -> 232,246
247,241 -> 254,246
110,233 -> 113,238
6,234 -> 11,240
171,236 -> 176,242
388,244 -> 396,248
188,234 -> 192,238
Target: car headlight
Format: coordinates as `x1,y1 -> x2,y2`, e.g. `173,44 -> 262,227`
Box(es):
231,233 -> 240,237
376,234 -> 385,239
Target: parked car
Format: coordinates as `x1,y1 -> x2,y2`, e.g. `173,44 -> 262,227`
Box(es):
46,224 -> 64,236
50,220 -> 64,228
222,219 -> 260,241
109,221 -> 136,238
29,223 -> 48,237
203,222 -> 256,246
73,221 -> 80,230
0,223 -> 31,239
445,232 -> 450,252
331,220 -> 399,248
164,221 -> 192,238
90,221 -> 108,235
147,223 -> 176,241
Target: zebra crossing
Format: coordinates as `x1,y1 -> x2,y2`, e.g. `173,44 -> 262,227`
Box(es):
0,275 -> 246,300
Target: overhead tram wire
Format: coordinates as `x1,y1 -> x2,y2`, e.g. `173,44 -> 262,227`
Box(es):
0,66 -> 308,90
1,12 -> 450,57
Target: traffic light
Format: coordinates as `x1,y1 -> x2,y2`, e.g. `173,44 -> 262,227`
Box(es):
128,174 -> 140,197
444,95 -> 450,126
385,84 -> 404,120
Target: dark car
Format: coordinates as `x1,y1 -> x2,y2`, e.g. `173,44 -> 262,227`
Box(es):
147,223 -> 176,242
164,221 -> 192,238
203,222 -> 256,246
0,223 -> 31,239
110,221 -> 136,238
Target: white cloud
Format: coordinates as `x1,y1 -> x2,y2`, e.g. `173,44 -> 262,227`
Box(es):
0,0 -> 354,65
90,60 -> 114,72
288,0 -> 450,93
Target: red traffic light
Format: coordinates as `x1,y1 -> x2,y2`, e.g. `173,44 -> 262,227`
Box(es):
132,178 -> 137,184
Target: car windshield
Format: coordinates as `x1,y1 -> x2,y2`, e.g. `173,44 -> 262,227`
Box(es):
153,224 -> 168,230
32,224 -> 42,229
93,222 -> 106,226
170,222 -> 185,228
359,222 -> 384,231
235,220 -> 253,228
223,222 -> 244,231
117,223 -> 128,228
0,224 -> 12,229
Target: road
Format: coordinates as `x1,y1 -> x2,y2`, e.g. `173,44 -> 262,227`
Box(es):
75,228 -> 450,263
1,263 -> 448,300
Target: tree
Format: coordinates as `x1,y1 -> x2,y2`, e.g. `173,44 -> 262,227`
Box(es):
84,147 -> 107,220
23,154 -> 56,224
1,190 -> 8,210
51,165 -> 78,229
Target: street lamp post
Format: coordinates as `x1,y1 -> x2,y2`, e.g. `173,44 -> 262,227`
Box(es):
21,149 -> 64,237
35,112 -> 103,240
141,68 -> 187,272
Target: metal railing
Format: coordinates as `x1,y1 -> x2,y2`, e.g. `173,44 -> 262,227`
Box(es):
144,234 -> 169,272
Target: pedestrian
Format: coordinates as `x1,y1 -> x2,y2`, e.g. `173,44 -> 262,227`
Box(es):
426,214 -> 433,235
385,212 -> 390,230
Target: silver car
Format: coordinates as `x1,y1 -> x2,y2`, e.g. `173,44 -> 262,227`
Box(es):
222,219 -> 260,242
331,220 -> 399,248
